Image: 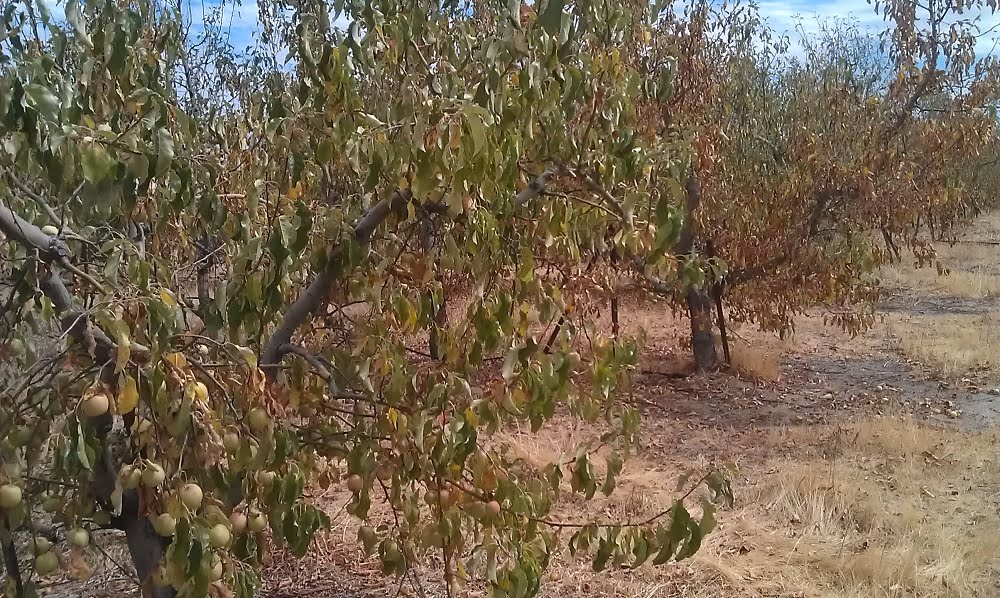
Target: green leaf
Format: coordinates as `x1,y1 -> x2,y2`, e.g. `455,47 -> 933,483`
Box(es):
466,113 -> 487,155
700,498 -> 717,536
65,0 -> 94,49
155,128 -> 174,176
24,84 -> 60,121
675,519 -> 703,561
539,0 -> 565,36
602,452 -> 623,496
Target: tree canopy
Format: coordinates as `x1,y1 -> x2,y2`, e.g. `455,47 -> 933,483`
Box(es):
1,0 -> 997,597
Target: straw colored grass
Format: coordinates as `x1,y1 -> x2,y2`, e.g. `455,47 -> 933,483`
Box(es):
505,416 -> 1000,598
887,311 -> 1000,380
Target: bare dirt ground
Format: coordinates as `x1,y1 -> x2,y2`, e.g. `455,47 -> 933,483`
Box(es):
30,212 -> 1000,597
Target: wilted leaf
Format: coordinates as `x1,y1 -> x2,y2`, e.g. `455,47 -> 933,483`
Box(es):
117,375 -> 139,414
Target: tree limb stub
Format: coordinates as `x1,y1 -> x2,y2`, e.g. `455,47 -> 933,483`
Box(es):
3,171 -> 75,235
0,204 -> 69,262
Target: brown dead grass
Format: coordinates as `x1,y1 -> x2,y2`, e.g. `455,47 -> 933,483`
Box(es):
728,336 -> 785,382
879,209 -> 1000,300
887,311 -> 1000,380
880,262 -> 1000,299
879,209 -> 1000,382
512,416 -> 1000,598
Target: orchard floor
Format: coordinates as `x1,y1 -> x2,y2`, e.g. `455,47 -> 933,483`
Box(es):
38,212 -> 1000,598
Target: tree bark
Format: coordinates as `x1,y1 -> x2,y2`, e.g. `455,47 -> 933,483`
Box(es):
428,298 -> 448,360
677,173 -> 717,371
1,517 -> 23,598
687,287 -> 717,372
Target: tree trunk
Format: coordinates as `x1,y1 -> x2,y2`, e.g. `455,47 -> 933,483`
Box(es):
1,518 -> 23,598
687,287 -> 717,372
123,506 -> 173,598
609,248 -> 620,338
712,285 -> 730,365
881,226 -> 901,263
428,291 -> 448,361
676,173 -> 716,371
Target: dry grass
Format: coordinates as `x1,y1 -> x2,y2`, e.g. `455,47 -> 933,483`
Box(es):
878,209 -> 1000,381
880,260 -> 1000,299
728,337 -> 784,382
887,312 -> 1000,380
879,210 -> 1000,300
509,416 -> 1000,598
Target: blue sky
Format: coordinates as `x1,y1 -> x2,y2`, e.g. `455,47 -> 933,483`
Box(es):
41,0 -> 1000,59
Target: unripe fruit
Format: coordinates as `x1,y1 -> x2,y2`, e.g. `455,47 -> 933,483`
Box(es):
142,463 -> 165,487
375,465 -> 391,481
247,510 -> 267,533
2,462 -> 21,479
208,524 -> 231,548
41,225 -> 59,236
487,500 -> 502,516
32,537 -> 51,555
438,489 -> 452,508
257,471 -> 276,487
0,484 -> 22,508
222,432 -> 240,454
42,496 -> 61,512
67,528 -> 89,547
35,551 -> 59,575
347,474 -> 363,493
12,425 -> 33,447
81,392 -> 110,417
179,483 -> 204,510
247,408 -> 270,432
383,539 -> 401,560
358,525 -> 376,545
208,558 -> 224,581
197,344 -> 209,356
152,513 -> 176,537
229,512 -> 247,535
121,466 -> 142,490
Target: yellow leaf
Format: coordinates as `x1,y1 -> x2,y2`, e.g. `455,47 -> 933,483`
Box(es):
160,289 -> 177,306
110,319 -> 131,374
165,352 -> 188,369
117,375 -> 139,414
287,182 -> 303,200
387,407 -> 399,428
464,407 -> 478,428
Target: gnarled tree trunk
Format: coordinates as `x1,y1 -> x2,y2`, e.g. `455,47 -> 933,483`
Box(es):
677,173 -> 718,371
687,287 -> 717,372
